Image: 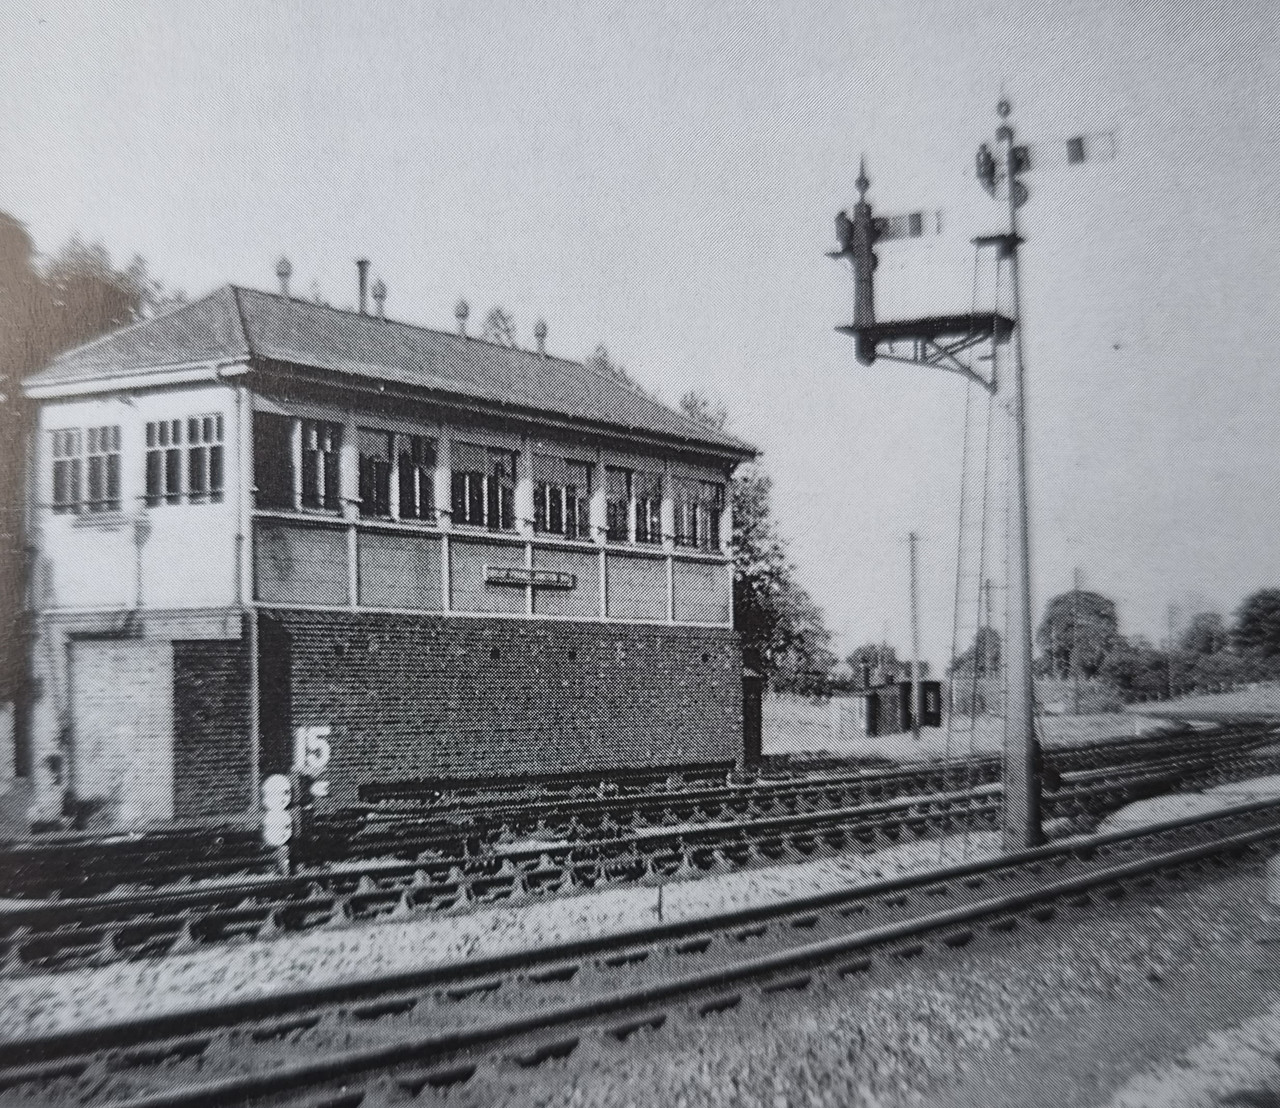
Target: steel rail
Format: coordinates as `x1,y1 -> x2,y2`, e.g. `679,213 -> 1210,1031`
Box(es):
50,797 -> 1280,1108
0,747 -> 1262,977
5,788 -> 1278,1078
333,725 -> 1260,829
302,726 -> 1273,861
0,724 -> 1263,899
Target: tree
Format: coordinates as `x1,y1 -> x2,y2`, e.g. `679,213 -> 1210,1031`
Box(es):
1099,637 -> 1169,702
1180,611 -> 1229,655
847,643 -> 900,688
1234,589 -> 1280,660
0,214 -> 181,708
951,626 -> 1001,677
678,390 -> 728,432
480,306 -> 516,346
586,344 -> 645,390
1036,590 -> 1119,680
680,390 -> 836,694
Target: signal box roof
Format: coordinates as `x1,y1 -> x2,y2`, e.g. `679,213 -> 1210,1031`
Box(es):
25,285 -> 757,460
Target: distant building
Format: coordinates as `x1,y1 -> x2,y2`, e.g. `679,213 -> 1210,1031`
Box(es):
20,284 -> 756,829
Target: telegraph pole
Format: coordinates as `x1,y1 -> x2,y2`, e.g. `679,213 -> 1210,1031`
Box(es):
908,531 -> 922,741
1072,566 -> 1083,715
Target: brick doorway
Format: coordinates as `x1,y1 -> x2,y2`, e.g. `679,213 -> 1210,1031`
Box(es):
68,639 -> 174,828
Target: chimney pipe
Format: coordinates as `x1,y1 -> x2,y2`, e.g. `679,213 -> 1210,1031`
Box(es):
276,256 -> 292,298
356,258 -> 371,315
534,319 -> 548,357
455,298 -> 470,337
371,277 -> 387,319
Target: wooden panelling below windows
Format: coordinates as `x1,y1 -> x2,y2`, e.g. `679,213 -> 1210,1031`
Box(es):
358,530 -> 443,610
673,557 -> 732,624
254,520 -> 349,605
450,537 -> 526,614
606,551 -> 667,620
531,545 -> 600,618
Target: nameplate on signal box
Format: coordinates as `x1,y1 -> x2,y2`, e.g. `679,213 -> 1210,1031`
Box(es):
484,566 -> 577,590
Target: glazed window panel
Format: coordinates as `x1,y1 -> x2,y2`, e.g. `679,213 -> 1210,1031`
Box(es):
187,414 -> 225,503
50,429 -> 83,514
533,454 -> 592,540
358,428 -> 393,518
674,478 -> 725,552
397,434 -> 436,521
85,425 -> 122,512
253,412 -> 294,509
301,420 -> 342,511
451,442 -> 516,531
605,466 -> 631,543
486,447 -> 516,532
633,470 -> 663,545
148,416 -> 224,506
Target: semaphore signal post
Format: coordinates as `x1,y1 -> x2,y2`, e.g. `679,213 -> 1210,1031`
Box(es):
831,98 -> 1104,850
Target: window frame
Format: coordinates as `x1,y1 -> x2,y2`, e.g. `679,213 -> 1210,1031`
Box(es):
673,476 -> 726,553
50,428 -> 83,515
451,441 -> 517,532
146,415 -> 225,507
533,454 -> 593,542
300,419 -> 343,512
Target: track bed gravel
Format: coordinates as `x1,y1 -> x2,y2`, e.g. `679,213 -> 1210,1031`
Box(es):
0,830 -> 1014,1040
462,855 -> 1278,1108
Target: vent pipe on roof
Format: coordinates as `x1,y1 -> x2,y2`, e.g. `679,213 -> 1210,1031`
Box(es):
455,298 -> 470,337
276,256 -> 292,299
371,277 -> 387,319
534,319 -> 548,357
356,258 -> 371,315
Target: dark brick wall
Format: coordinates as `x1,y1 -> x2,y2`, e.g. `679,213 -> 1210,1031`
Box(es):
173,638 -> 252,819
258,611 -> 743,798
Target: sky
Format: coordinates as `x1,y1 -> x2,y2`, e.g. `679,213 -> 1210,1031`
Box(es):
2,0 -> 1279,668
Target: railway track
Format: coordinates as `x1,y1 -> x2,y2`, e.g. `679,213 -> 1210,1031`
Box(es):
0,724 -> 1263,902
0,735 -> 1269,977
305,723 -> 1275,860
4,792 -> 1279,1107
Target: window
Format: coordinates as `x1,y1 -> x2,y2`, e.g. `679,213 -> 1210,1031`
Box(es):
358,429 -> 393,518
253,412 -> 294,509
605,466 -> 631,543
85,426 -> 122,512
146,420 -> 182,506
145,415 -> 224,506
51,425 -> 123,514
301,420 -> 342,510
50,429 -> 82,514
634,470 -> 663,545
397,434 -> 436,521
674,478 -> 725,552
451,442 -> 516,531
187,415 -> 224,503
534,455 -> 592,540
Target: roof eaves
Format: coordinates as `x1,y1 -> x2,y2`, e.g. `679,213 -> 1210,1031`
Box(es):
253,356 -> 757,460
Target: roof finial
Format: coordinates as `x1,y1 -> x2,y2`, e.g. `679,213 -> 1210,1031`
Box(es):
856,155 -> 870,201
275,256 -> 292,299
